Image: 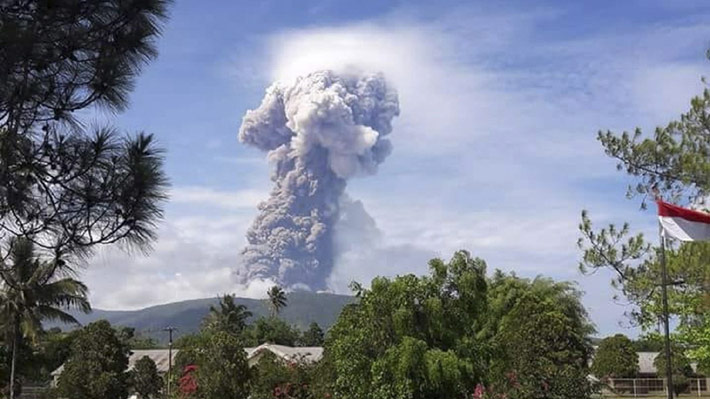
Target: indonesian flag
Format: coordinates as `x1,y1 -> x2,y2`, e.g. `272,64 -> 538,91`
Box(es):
657,200 -> 710,241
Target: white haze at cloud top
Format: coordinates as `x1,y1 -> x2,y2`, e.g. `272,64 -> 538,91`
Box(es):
263,22 -> 501,153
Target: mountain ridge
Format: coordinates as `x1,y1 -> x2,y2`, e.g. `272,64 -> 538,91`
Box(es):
58,292 -> 355,344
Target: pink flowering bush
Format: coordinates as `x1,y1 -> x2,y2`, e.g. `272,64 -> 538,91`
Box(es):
178,365 -> 198,398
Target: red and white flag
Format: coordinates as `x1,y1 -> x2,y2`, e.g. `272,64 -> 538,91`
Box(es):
657,200 -> 710,241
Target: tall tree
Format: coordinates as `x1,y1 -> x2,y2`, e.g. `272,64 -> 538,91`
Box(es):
0,0 -> 171,267
204,294 -> 252,334
241,317 -> 300,347
597,88 -> 710,204
57,320 -> 130,399
174,329 -> 250,399
654,346 -> 694,396
300,322 -> 324,347
0,0 -> 171,134
1,3 -> 170,396
325,252 -> 594,399
326,251 -> 490,399
485,272 -> 594,399
129,356 -> 163,399
267,286 -> 288,317
0,238 -> 90,398
591,334 -> 639,379
578,60 -> 710,371
32,327 -> 77,382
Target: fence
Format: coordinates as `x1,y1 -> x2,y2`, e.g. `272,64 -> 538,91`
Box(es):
603,378 -> 710,397
18,385 -> 50,399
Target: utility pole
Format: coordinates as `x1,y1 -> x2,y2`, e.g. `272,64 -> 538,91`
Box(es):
659,227 -> 674,399
164,326 -> 177,398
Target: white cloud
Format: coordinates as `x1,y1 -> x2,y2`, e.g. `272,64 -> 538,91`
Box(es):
83,207 -> 253,309
170,186 -> 267,210
261,22 -> 513,154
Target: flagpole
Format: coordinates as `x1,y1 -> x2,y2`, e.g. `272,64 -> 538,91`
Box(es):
658,222 -> 674,399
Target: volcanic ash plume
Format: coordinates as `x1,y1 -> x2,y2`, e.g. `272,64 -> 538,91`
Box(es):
235,71 -> 399,291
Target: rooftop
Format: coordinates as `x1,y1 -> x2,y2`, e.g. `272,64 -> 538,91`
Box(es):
51,343 -> 324,379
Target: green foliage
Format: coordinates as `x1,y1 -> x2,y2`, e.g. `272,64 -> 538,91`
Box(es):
204,294 -> 252,334
486,272 -> 595,399
622,242 -> 710,325
654,347 -> 694,396
116,327 -> 138,344
324,252 -> 595,399
632,335 -> 665,352
0,0 -> 171,133
598,89 -> 710,204
268,286 -> 288,317
591,334 -> 639,379
0,5 -> 171,393
172,311 -> 252,398
0,126 -> 169,258
249,351 -> 291,399
577,211 -> 650,283
0,0 -> 171,261
308,354 -> 337,399
27,328 -> 77,383
129,356 -> 163,399
0,238 -> 91,338
300,322 -> 324,347
326,251 -> 490,399
678,318 -> 710,375
249,351 -> 314,399
579,57 -> 710,372
57,320 -> 130,399
0,238 -> 90,396
0,338 -> 34,397
580,216 -> 710,367
173,336 -> 200,376
113,327 -> 161,349
242,317 -> 301,347
174,333 -> 202,351
177,329 -> 250,399
0,345 -> 8,395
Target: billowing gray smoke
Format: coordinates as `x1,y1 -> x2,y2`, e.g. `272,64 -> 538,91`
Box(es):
236,70 -> 399,291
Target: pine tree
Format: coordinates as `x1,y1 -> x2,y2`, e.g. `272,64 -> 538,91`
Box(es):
0,0 -> 171,260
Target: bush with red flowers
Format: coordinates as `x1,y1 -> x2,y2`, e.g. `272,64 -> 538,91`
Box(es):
250,352 -> 315,399
178,365 -> 198,398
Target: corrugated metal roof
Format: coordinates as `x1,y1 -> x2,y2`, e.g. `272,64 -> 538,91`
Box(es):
637,352 -> 659,374
128,349 -> 180,373
594,351 -> 699,376
246,343 -> 324,363
52,344 -> 324,379
589,348 -> 702,378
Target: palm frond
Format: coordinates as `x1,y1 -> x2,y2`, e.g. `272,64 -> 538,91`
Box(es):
34,306 -> 80,326
0,240 -> 90,344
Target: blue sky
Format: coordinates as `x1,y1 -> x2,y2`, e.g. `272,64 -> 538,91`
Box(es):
83,0 -> 710,337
